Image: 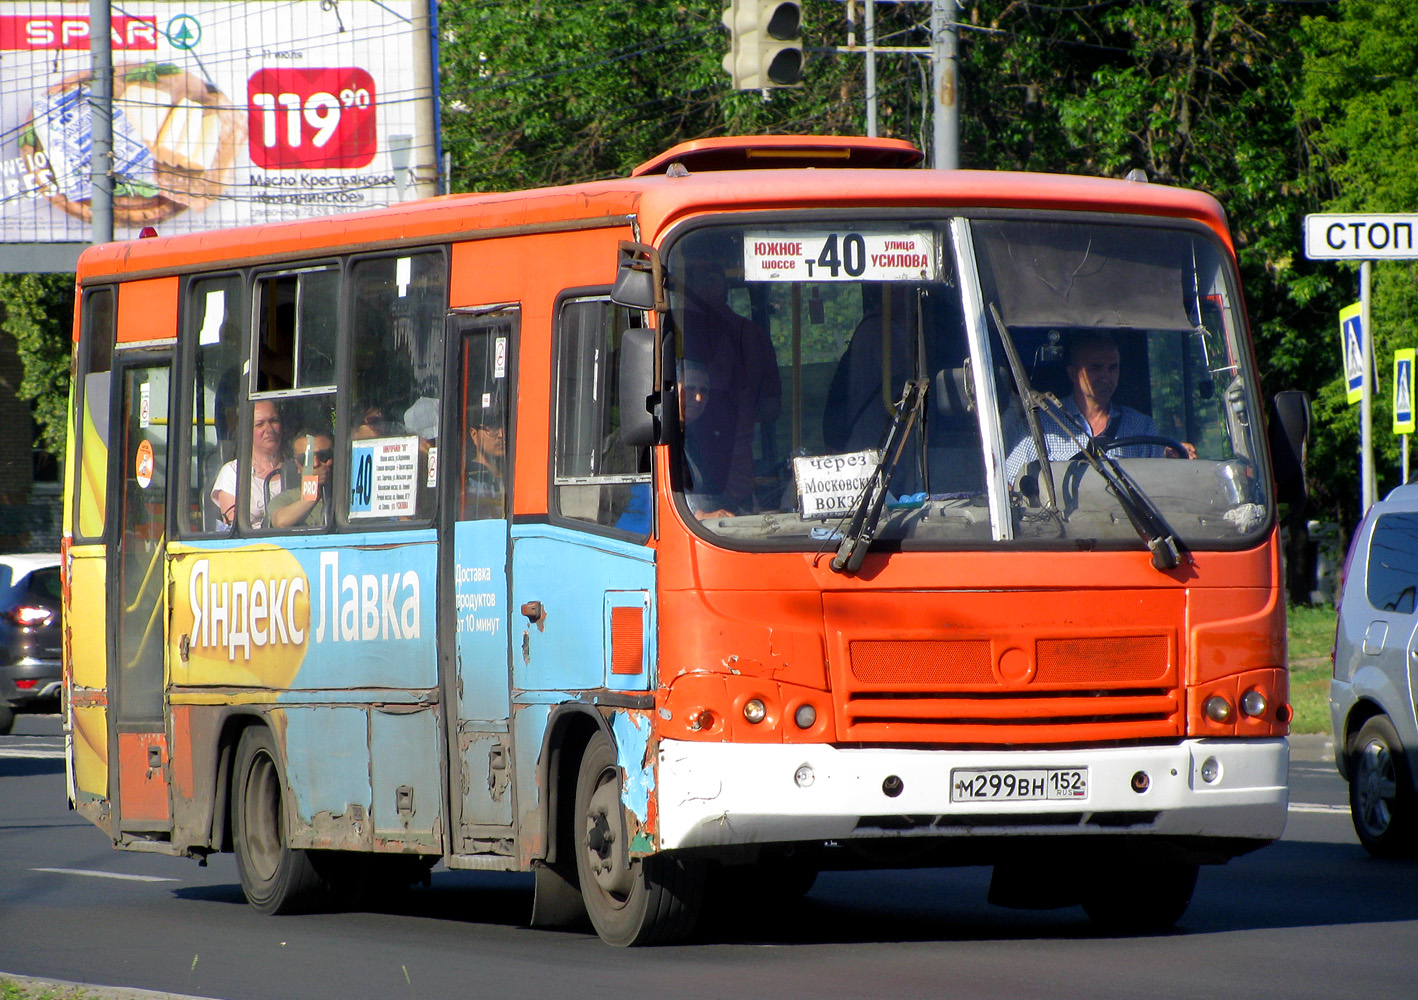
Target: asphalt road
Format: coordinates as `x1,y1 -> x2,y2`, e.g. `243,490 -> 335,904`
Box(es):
3,715 -> 1414,1000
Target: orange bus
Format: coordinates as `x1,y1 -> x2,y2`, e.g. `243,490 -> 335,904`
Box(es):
63,135 -> 1309,945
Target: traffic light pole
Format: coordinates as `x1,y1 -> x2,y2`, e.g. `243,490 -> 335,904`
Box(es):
835,1 -> 958,168
864,0 -> 877,136
89,0 -> 114,244
931,0 -> 958,169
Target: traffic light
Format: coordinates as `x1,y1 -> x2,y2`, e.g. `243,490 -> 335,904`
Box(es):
722,1 -> 804,90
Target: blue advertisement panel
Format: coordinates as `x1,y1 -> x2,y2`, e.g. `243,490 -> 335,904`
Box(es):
168,531 -> 438,693
453,519 -> 510,722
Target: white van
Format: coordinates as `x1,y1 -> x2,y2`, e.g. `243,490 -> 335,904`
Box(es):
1331,482 -> 1418,856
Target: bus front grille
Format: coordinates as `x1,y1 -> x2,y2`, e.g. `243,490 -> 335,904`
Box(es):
840,636 -> 1181,744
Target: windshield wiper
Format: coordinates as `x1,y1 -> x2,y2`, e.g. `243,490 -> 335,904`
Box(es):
988,304 -> 1183,571
830,378 -> 929,574
990,304 -> 1061,512
1038,395 -> 1184,569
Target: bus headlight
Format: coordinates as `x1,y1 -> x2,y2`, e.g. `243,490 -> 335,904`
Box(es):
1240,689 -> 1268,718
1204,695 -> 1234,723
743,698 -> 767,724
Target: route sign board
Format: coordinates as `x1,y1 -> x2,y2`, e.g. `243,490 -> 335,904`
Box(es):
1305,214 -> 1418,260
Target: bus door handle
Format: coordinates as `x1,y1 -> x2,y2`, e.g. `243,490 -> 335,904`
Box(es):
520,601 -> 546,627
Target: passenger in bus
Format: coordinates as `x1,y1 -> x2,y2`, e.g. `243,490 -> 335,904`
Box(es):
352,401 -> 406,440
1003,330 -> 1196,484
464,405 -> 505,517
678,247 -> 780,511
211,398 -> 285,529
679,359 -> 734,520
267,429 -> 334,529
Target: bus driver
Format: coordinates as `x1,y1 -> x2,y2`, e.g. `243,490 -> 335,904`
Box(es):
1004,331 -> 1195,483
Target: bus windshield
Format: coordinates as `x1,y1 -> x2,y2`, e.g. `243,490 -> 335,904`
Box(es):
664,217 -> 1270,552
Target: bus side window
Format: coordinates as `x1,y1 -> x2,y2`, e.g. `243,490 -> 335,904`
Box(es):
181,276 -> 244,534
460,324 -> 509,521
552,297 -> 649,536
343,253 -> 446,525
253,267 -> 338,394
74,287 -> 116,541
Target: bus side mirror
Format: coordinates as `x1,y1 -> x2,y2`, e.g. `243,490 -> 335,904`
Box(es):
619,327 -> 660,447
610,241 -> 664,312
1269,390 -> 1310,508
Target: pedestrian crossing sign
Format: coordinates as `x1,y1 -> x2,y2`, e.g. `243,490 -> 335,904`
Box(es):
1341,303 -> 1364,405
1395,349 -> 1415,434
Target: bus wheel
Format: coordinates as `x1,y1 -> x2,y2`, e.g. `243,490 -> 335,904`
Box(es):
573,731 -> 704,946
1349,715 -> 1418,857
232,727 -> 326,914
1081,860 -> 1197,933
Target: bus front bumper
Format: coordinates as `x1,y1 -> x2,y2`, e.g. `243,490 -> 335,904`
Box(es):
655,737 -> 1288,852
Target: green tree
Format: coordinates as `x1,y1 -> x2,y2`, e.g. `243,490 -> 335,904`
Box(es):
1298,0 -> 1418,515
436,1 -> 923,192
0,274 -> 74,461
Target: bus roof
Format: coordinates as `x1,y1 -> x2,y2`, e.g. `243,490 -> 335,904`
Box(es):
75,137 -> 1232,283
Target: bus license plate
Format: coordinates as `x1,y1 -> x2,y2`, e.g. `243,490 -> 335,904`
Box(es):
950,767 -> 1089,802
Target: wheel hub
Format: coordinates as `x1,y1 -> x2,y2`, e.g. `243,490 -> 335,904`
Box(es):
584,772 -> 634,899
1356,739 -> 1395,833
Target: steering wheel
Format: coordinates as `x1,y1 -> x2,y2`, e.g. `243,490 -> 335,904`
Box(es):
1098,434 -> 1188,457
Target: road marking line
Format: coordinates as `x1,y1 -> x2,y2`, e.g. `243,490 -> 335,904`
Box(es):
1289,802 -> 1349,814
33,867 -> 178,883
0,747 -> 65,758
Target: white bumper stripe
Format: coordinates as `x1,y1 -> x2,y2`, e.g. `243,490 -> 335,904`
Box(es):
656,738 -> 1288,850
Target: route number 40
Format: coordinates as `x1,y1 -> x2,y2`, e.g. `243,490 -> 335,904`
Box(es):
247,67 -> 378,170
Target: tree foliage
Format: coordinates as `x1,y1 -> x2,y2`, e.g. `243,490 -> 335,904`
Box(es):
1298,0 -> 1418,518
437,1 -> 922,190
0,273 -> 73,459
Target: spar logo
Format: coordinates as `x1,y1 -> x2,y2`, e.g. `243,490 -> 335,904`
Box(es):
0,16 -> 159,51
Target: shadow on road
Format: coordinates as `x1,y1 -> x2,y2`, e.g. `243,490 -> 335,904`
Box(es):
173,869 -> 535,930
0,758 -> 64,778
162,838 -> 1418,946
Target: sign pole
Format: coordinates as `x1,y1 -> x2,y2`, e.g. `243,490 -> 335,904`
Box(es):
1361,260 -> 1374,510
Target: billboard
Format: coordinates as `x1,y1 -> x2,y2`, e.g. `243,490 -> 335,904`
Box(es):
0,1 -> 435,242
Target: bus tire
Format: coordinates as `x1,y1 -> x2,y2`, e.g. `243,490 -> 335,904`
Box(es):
231,726 -> 327,914
1081,860 -> 1197,933
573,731 -> 704,946
1348,715 -> 1418,857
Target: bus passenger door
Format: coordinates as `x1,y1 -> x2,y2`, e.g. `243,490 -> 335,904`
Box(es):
446,312 -> 517,853
110,358 -> 173,834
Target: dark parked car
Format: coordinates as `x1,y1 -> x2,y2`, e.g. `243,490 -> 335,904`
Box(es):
0,554 -> 62,735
